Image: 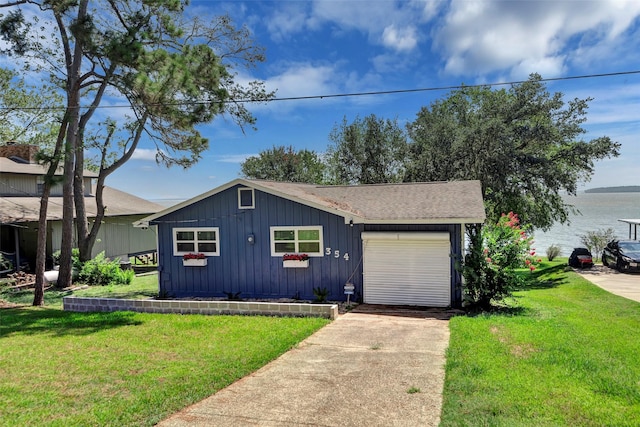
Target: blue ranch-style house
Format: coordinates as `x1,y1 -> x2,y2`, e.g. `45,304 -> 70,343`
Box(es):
135,179 -> 485,308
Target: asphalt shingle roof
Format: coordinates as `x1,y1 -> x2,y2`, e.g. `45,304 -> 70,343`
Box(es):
252,179 -> 486,222
139,178 -> 485,226
0,157 -> 99,178
0,186 -> 163,224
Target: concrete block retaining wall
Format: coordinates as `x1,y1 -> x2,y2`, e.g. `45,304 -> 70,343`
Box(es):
63,297 -> 338,320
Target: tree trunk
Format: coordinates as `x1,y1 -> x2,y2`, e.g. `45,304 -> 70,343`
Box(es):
74,140 -> 90,262
57,135 -> 76,289
33,121 -> 67,306
32,190 -> 51,306
83,175 -> 106,257
55,0 -> 88,288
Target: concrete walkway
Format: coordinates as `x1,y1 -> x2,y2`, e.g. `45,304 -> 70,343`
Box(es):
158,306 -> 453,427
576,265 -> 640,303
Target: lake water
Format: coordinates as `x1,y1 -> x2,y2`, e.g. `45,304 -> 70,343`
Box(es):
533,192 -> 640,256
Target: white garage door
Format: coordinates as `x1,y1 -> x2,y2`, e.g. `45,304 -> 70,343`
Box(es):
362,232 -> 451,307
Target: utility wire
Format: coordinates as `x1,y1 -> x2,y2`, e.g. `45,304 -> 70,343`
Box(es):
0,69 -> 638,111
260,70 -> 640,103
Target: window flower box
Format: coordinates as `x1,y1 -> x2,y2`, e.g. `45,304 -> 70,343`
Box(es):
183,253 -> 207,267
183,258 -> 207,267
283,259 -> 309,268
283,253 -> 309,268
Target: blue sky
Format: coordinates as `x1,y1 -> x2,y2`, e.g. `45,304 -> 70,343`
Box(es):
99,1 -> 640,200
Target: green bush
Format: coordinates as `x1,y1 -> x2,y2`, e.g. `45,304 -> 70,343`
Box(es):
312,286 -> 329,303
52,248 -> 83,275
580,228 -> 617,261
114,267 -> 135,285
78,252 -> 134,286
546,244 -> 561,261
459,213 -> 540,310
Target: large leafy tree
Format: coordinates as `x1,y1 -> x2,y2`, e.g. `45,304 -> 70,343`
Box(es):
325,114 -> 407,185
406,74 -> 619,308
406,74 -> 620,231
0,0 -> 273,303
241,145 -> 326,184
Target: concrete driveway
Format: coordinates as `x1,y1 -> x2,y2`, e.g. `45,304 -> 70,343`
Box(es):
576,264 -> 640,303
158,305 -> 454,427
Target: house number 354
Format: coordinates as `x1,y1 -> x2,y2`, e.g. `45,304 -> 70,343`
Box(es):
325,248 -> 349,261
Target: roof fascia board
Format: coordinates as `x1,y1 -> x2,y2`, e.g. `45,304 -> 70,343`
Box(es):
0,167 -> 98,178
354,217 -> 486,225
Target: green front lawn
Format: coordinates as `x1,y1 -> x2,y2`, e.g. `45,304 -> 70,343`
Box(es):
441,261 -> 640,426
4,263 -> 639,425
0,273 -> 159,308
0,273 -> 329,426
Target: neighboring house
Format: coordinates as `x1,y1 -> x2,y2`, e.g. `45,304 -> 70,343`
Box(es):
136,179 -> 485,307
0,143 -> 162,270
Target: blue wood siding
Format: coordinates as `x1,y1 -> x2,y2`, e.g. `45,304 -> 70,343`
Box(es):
153,185 -> 363,301
153,184 -> 464,307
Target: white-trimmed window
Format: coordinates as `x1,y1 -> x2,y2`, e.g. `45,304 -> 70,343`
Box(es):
238,187 -> 255,209
270,226 -> 323,256
173,227 -> 220,256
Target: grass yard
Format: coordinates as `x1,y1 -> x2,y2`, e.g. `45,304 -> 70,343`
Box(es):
0,273 -> 159,308
441,261 -> 640,426
0,274 -> 329,426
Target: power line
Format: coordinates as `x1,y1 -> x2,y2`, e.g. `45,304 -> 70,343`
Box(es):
261,70 -> 640,103
0,69 -> 638,111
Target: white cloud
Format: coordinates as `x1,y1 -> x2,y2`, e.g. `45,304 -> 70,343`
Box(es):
215,154 -> 256,164
261,1 -> 435,53
510,57 -> 567,80
248,62 -> 346,116
434,0 -> 640,78
265,3 -> 311,42
570,82 -> 640,126
415,0 -> 445,21
266,63 -> 339,98
382,25 -> 418,52
344,69 -> 383,92
131,148 -> 159,161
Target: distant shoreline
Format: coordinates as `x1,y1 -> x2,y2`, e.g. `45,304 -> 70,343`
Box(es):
585,186 -> 640,194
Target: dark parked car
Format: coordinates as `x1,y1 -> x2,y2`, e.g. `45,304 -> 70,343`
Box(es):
602,240 -> 640,272
568,247 -> 594,268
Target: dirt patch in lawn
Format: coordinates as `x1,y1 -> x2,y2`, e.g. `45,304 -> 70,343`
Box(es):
0,299 -> 24,309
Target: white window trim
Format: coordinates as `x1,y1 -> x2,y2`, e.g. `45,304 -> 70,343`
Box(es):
270,225 -> 324,257
173,227 -> 220,256
238,187 -> 255,209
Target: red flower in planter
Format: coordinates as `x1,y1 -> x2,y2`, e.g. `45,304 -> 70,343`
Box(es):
183,253 -> 206,260
283,253 -> 309,261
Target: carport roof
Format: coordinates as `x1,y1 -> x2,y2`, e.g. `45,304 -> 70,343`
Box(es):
619,219 -> 640,240
137,178 -> 486,226
0,186 -> 163,224
0,157 -> 99,178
